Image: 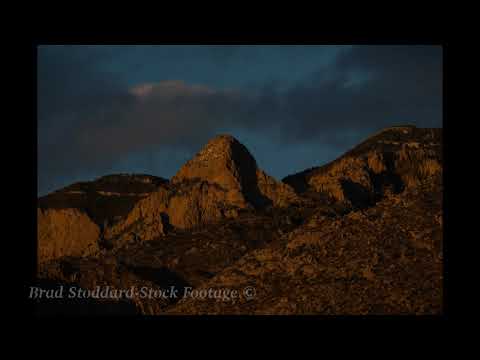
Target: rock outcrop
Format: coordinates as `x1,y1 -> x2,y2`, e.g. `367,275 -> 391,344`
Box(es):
256,169 -> 299,208
38,208 -> 100,263
103,180 -> 240,248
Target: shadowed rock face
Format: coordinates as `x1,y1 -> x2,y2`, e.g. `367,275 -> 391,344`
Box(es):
36,127 -> 443,315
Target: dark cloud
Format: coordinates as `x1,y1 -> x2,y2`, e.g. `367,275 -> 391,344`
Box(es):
38,45 -> 442,195
276,45 -> 442,140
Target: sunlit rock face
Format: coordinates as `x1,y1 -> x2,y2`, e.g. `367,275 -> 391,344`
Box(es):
38,208 -> 100,263
102,180 -> 240,249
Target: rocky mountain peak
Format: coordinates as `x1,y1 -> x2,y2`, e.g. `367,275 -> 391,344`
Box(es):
173,134 -> 296,209
173,135 -> 257,181
199,134 -> 242,153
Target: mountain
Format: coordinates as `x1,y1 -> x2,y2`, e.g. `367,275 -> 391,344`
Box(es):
100,135 -> 298,252
35,127 -> 443,315
172,134 -> 297,208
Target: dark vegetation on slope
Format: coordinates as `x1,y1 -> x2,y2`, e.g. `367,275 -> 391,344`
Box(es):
38,174 -> 168,227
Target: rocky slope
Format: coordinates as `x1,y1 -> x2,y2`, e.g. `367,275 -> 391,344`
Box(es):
168,173 -> 442,314
35,127 -> 443,315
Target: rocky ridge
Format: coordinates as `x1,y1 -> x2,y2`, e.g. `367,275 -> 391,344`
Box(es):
283,126 -> 441,209
36,127 -> 443,315
38,174 -> 168,227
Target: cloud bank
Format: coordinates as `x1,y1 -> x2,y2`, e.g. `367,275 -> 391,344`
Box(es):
38,45 -> 442,195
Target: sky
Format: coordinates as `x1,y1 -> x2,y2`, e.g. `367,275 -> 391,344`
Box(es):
38,45 -> 443,196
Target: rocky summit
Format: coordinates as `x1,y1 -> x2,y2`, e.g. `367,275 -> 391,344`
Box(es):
35,127 -> 443,315
172,135 -> 298,208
